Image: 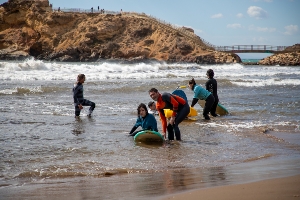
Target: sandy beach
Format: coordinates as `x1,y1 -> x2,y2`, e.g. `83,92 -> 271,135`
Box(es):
161,174 -> 300,200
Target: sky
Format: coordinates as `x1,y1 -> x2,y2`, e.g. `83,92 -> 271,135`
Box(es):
1,0 -> 299,59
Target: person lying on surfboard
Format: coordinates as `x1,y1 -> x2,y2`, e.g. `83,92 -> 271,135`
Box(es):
73,74 -> 96,118
188,78 -> 215,120
149,88 -> 189,141
128,103 -> 158,136
206,69 -> 219,117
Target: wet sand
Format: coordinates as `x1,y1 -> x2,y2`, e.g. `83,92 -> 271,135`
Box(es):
161,174 -> 300,200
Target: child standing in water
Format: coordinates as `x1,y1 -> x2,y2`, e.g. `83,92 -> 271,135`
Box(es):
205,69 -> 219,117
73,74 -> 95,118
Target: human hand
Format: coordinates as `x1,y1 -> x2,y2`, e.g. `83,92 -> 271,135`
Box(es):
163,132 -> 166,139
169,116 -> 175,125
78,104 -> 83,110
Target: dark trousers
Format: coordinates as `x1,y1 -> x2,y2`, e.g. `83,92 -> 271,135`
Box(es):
75,99 -> 95,116
203,94 -> 215,118
210,96 -> 219,116
167,103 -> 190,140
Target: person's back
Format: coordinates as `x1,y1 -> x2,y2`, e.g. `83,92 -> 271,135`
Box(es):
205,69 -> 219,117
206,78 -> 218,101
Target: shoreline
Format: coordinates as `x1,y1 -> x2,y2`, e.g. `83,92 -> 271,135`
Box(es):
160,174 -> 300,200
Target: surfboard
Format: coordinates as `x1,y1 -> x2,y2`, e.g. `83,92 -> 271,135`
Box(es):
198,100 -> 229,116
164,107 -> 198,118
134,130 -> 164,143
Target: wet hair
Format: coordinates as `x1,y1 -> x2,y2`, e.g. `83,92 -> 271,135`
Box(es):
189,78 -> 196,90
137,103 -> 148,116
206,69 -> 214,78
148,101 -> 155,108
148,88 -> 158,93
77,74 -> 85,81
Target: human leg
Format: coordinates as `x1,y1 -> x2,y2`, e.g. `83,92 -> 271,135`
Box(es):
81,99 -> 96,116
173,103 -> 190,140
167,124 -> 174,140
75,104 -> 81,117
210,97 -> 218,117
203,95 -> 215,120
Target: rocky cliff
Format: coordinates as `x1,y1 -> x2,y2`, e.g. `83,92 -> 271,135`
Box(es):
258,44 -> 300,66
0,0 -> 241,63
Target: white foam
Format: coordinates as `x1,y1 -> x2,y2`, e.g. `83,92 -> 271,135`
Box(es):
1,59 -> 300,86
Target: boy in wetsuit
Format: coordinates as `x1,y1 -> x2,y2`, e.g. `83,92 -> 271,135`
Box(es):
149,88 -> 189,140
205,69 -> 219,117
73,74 -> 95,117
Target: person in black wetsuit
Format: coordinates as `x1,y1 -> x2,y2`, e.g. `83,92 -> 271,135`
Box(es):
205,69 -> 219,117
73,74 -> 95,118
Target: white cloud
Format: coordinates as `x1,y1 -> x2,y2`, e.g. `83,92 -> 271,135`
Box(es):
236,13 -> 243,18
211,13 -> 223,19
247,6 -> 268,19
249,25 -> 276,32
227,24 -> 242,29
284,25 -> 298,35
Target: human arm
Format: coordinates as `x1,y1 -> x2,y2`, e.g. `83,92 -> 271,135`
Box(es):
157,109 -> 167,139
191,98 -> 199,107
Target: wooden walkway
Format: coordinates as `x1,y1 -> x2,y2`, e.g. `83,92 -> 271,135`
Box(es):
214,45 -> 288,53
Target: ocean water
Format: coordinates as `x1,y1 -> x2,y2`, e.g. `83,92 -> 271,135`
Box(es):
0,58 -> 300,199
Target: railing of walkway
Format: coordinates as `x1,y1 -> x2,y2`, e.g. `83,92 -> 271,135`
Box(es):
214,45 -> 288,52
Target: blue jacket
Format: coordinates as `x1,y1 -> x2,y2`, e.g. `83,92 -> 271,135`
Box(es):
134,113 -> 158,132
193,84 -> 211,100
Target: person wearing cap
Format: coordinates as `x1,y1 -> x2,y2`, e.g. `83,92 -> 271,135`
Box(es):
148,88 -> 189,140
205,69 -> 219,117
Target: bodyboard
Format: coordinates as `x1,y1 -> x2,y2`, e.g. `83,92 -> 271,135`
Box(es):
164,107 -> 197,118
134,130 -> 164,143
198,100 -> 229,116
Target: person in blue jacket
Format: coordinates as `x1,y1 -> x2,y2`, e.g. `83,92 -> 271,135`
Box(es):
128,103 -> 158,136
188,78 -> 215,120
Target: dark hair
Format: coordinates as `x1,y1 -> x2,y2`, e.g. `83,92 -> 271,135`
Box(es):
189,78 -> 196,90
148,88 -> 158,93
148,101 -> 154,108
189,78 -> 196,85
206,69 -> 214,78
77,74 -> 85,81
137,103 -> 148,116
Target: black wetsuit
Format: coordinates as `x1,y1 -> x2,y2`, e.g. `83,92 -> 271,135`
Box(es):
73,82 -> 95,116
206,78 -> 219,116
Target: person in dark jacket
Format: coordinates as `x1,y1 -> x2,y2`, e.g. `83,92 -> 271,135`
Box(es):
128,103 -> 158,136
149,88 -> 189,140
73,74 -> 95,118
205,69 -> 219,117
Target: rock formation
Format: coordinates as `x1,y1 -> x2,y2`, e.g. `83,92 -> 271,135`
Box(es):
258,44 -> 300,66
0,0 -> 241,63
